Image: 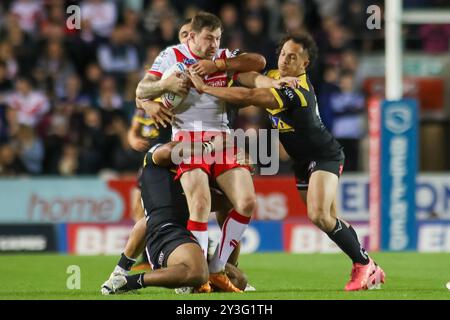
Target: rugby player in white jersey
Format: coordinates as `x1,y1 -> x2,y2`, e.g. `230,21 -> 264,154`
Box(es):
135,12 -> 266,292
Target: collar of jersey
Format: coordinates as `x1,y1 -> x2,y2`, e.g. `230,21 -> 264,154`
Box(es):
186,41 -> 202,60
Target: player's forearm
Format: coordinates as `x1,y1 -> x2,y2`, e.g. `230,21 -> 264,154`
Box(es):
152,142 -> 178,167
202,85 -> 278,109
225,53 -> 266,73
136,78 -> 166,100
237,72 -> 275,89
254,74 -> 277,88
202,86 -> 251,106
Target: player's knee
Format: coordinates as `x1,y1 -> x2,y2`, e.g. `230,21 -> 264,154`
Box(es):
235,195 -> 256,217
191,194 -> 210,215
308,207 -> 333,231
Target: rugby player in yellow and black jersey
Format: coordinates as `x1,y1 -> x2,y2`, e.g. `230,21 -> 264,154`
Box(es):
188,32 -> 386,291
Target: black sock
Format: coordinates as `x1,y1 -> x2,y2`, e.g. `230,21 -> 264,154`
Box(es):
327,219 -> 369,265
348,225 -> 369,258
118,253 -> 136,271
125,273 -> 145,290
348,225 -> 359,241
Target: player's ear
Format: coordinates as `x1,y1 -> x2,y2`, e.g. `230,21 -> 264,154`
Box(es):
188,31 -> 196,42
303,58 -> 310,70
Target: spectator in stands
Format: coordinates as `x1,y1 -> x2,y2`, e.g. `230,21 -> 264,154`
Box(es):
0,60 -> 13,94
280,0 -> 305,34
97,25 -> 140,88
340,49 -> 364,89
329,70 -> 365,171
0,142 -> 27,176
220,4 -> 243,49
6,76 -> 50,134
95,76 -> 123,112
242,0 -> 269,34
77,108 -> 106,174
122,8 -> 145,48
12,124 -> 44,174
61,74 -> 90,108
106,113 -> 143,173
34,40 -> 75,99
142,44 -> 162,72
40,2 -> 70,41
242,12 -> 276,69
10,0 -> 43,35
83,62 -> 103,102
1,13 -> 37,74
0,104 -> 9,144
143,0 -> 179,36
42,108 -> 70,174
0,42 -> 18,80
322,20 -> 354,67
0,61 -> 13,144
58,143 -> 80,176
152,14 -> 180,49
80,0 -> 118,39
318,65 -> 340,131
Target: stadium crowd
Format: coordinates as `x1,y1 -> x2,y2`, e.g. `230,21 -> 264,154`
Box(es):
0,0 -> 448,176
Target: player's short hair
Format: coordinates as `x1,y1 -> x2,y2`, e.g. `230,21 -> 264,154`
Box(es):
191,11 -> 222,33
277,32 -> 318,69
179,18 -> 192,29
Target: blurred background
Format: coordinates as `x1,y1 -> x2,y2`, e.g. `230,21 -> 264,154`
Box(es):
0,0 -> 449,255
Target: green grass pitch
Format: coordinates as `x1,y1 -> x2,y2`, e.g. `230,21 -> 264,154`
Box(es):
1,252 -> 449,300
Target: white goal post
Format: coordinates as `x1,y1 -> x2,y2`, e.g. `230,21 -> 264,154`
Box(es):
385,0 -> 450,100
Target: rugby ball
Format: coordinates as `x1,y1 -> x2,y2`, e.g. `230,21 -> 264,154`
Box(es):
161,62 -> 188,109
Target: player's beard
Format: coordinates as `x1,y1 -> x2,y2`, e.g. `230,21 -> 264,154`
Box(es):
205,49 -> 216,59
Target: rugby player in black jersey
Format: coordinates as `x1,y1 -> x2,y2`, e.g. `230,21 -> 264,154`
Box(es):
188,32 -> 386,291
101,140 -> 248,294
122,19 -> 192,272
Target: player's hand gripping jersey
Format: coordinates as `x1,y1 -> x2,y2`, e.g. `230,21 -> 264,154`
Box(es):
149,44 -> 248,179
149,43 -> 239,137
132,107 -> 172,145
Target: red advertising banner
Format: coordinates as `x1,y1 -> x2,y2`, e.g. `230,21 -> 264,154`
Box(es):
363,77 -> 444,111
253,176 -> 307,220
107,179 -> 137,221
67,223 -> 133,255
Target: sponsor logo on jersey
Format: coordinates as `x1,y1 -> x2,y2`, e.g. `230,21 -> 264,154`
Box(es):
205,78 -> 227,87
183,58 -> 196,65
158,252 -> 165,266
284,88 -> 295,101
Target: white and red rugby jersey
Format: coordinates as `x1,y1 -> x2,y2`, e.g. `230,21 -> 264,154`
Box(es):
148,42 -> 238,136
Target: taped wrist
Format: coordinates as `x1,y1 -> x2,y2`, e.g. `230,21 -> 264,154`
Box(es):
214,58 -> 227,71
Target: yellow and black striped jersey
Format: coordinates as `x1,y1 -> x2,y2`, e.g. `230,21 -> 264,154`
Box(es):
265,69 -> 343,161
133,107 -> 171,144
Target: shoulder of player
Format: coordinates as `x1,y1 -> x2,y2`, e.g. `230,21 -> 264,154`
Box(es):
214,48 -> 230,59
265,69 -> 280,79
277,86 -> 309,107
159,44 -> 180,57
